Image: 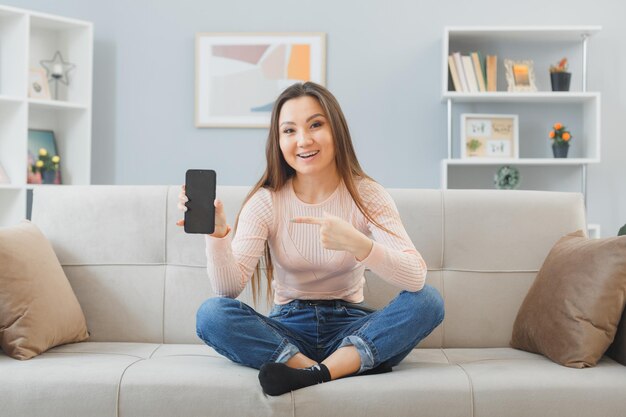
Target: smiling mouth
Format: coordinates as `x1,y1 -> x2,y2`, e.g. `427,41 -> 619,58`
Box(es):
297,151 -> 319,159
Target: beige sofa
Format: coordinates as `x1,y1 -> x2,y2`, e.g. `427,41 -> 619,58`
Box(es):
2,185 -> 625,417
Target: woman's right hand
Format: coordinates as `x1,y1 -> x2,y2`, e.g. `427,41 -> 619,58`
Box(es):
176,185 -> 230,238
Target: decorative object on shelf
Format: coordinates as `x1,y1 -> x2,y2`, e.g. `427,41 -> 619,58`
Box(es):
31,148 -> 61,184
494,165 -> 520,189
461,113 -> 519,159
504,59 -> 537,92
549,122 -> 572,158
549,58 -> 571,91
27,130 -> 62,185
40,51 -> 76,100
0,162 -> 10,184
195,32 -> 326,128
28,68 -> 51,100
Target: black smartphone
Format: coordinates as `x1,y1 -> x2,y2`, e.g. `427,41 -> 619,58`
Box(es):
184,169 -> 216,234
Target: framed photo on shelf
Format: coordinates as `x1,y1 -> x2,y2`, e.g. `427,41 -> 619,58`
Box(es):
195,32 -> 326,128
28,68 -> 51,100
27,129 -> 62,185
504,59 -> 537,92
461,114 -> 519,159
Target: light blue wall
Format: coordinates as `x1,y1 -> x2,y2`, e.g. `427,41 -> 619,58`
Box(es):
5,0 -> 626,236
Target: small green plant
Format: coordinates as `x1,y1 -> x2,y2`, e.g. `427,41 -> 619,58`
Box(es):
619,224 -> 626,236
467,139 -> 482,152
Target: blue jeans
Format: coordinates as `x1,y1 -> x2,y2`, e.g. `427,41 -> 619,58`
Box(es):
196,285 -> 444,374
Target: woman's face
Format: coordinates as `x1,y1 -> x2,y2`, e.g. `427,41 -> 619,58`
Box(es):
278,96 -> 336,178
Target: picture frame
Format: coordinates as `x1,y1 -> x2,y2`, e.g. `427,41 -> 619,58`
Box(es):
195,32 -> 326,128
28,68 -> 51,100
504,59 -> 537,92
27,129 -> 62,185
460,113 -> 519,159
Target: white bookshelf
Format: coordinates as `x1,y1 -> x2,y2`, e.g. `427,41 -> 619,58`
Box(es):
441,25 -> 602,236
0,5 -> 92,227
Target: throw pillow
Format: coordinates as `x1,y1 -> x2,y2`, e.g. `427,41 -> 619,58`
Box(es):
510,230 -> 626,368
0,220 -> 89,360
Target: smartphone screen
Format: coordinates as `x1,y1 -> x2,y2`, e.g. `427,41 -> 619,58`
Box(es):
184,169 -> 216,234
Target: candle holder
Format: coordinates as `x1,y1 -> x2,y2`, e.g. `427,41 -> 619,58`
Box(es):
40,51 -> 75,100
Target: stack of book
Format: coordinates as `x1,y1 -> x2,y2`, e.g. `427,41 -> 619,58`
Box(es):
448,52 -> 497,92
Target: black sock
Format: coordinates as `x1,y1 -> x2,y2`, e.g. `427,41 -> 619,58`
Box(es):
258,363 -> 332,396
358,362 -> 393,376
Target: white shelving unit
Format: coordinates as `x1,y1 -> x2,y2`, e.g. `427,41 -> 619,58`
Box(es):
0,5 -> 92,227
441,26 -> 602,237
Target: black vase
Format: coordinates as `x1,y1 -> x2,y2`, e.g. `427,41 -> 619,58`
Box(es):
550,72 -> 571,91
552,142 -> 569,158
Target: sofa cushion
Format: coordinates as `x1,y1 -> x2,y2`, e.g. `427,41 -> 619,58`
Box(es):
74,344 -> 470,417
5,343 -> 625,417
0,343 -> 148,417
0,220 -> 89,360
511,230 -> 626,368
448,349 -> 626,417
32,186 -> 588,347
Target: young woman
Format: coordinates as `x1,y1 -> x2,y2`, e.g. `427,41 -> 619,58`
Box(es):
176,82 -> 444,396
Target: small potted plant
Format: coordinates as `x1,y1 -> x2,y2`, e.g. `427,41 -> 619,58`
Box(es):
549,58 -> 571,91
549,123 -> 572,158
30,147 -> 60,184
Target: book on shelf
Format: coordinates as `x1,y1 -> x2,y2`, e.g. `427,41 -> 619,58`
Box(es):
478,52 -> 487,88
471,52 -> 487,92
448,55 -> 463,92
486,55 -> 497,92
462,55 -> 479,93
448,52 -> 498,93
452,52 -> 469,92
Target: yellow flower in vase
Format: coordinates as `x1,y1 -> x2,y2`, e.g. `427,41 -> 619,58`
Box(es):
30,147 -> 61,184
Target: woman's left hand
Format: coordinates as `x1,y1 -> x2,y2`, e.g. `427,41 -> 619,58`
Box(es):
291,212 -> 373,261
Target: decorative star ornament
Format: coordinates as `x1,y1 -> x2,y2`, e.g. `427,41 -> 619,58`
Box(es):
40,51 -> 75,85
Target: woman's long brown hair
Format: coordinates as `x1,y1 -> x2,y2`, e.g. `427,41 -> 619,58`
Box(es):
235,82 -> 394,306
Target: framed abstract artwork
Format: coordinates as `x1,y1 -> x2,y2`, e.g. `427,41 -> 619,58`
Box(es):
195,32 -> 326,128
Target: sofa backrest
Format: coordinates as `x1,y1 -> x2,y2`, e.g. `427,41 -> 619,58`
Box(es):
31,186 -> 586,348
